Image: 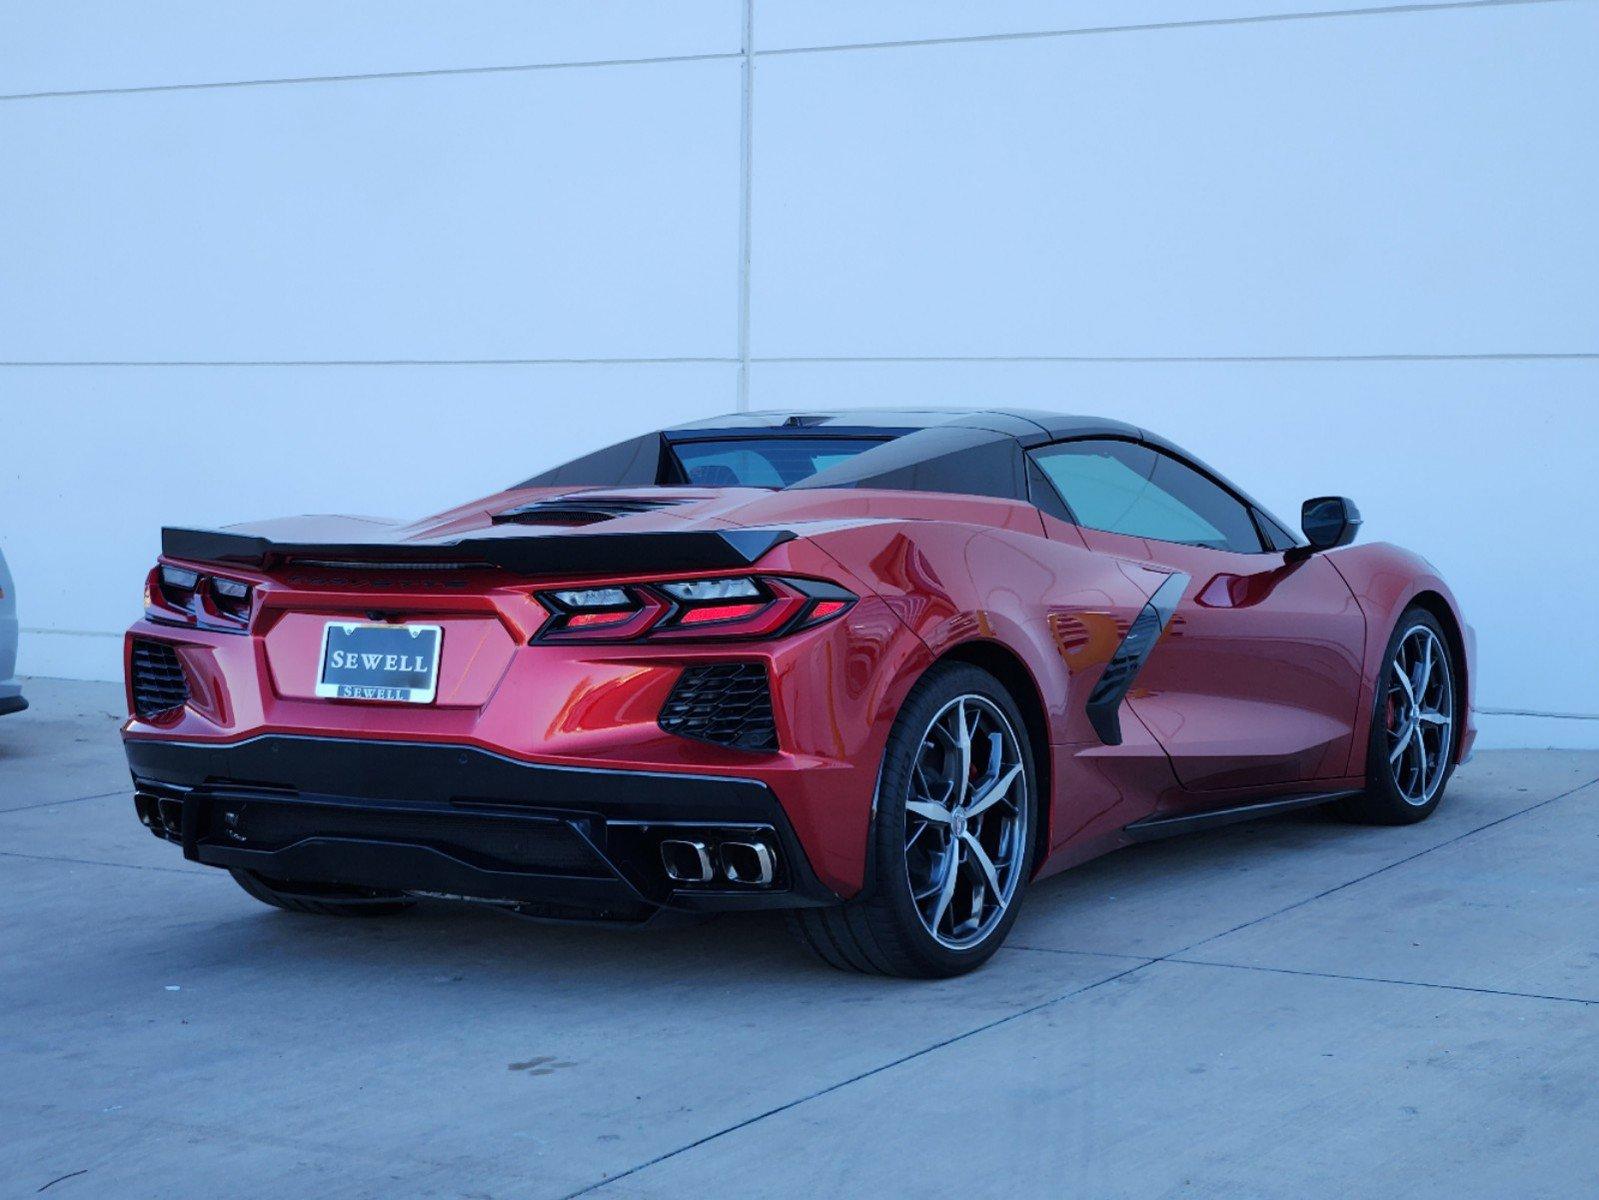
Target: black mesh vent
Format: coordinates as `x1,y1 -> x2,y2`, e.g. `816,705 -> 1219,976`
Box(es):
492,494 -> 691,526
659,663 -> 778,751
131,639 -> 189,718
212,802 -> 607,877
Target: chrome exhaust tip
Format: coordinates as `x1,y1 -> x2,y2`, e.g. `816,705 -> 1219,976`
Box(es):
718,840 -> 776,887
133,792 -> 162,831
659,839 -> 715,884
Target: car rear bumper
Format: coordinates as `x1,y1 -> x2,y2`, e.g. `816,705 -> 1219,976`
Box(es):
124,735 -> 841,919
0,609 -> 22,713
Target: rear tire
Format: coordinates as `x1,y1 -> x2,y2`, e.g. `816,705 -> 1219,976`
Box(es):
229,869 -> 416,917
1337,607 -> 1459,825
788,662 -> 1039,978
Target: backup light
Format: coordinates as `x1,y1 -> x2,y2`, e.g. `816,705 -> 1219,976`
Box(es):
552,586 -> 630,609
659,578 -> 760,602
159,566 -> 199,604
145,562 -> 255,632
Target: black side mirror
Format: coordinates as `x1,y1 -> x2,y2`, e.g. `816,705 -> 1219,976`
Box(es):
1300,496 -> 1362,552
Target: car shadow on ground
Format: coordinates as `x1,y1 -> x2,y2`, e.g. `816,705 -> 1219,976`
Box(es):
155,805 -> 1359,990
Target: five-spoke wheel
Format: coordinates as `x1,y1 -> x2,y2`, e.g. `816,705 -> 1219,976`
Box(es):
787,661 -> 1038,977
1384,623 -> 1455,807
1340,606 -> 1459,825
904,695 -> 1029,949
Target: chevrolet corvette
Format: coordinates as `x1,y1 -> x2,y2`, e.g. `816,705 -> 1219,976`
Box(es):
123,409 -> 1475,976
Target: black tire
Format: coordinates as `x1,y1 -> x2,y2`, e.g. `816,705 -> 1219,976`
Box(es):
1336,607 -> 1459,825
229,869 -> 416,917
787,661 -> 1040,978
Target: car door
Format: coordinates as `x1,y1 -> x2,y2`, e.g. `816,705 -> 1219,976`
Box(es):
1029,438 -> 1368,802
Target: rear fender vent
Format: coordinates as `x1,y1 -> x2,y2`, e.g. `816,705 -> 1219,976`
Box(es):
492,494 -> 691,526
131,639 -> 189,719
659,663 -> 778,752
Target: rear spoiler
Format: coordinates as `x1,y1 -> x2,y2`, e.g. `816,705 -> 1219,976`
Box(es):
161,526 -> 797,576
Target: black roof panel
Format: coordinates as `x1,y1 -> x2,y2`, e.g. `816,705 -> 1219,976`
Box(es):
664,407 -> 1139,445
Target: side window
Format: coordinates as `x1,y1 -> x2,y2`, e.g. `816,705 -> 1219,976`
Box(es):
1030,440 -> 1265,553
1255,509 -> 1302,552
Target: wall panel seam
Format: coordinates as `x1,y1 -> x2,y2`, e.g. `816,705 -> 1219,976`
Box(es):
755,0 -> 1584,58
4,353 -> 1594,369
2,0 -> 1581,105
0,51 -> 740,103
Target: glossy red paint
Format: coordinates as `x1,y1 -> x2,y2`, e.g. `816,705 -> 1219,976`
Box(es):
1321,543 -> 1478,769
124,479 -> 1475,902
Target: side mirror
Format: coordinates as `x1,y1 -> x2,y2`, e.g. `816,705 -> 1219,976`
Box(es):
1300,496 -> 1362,552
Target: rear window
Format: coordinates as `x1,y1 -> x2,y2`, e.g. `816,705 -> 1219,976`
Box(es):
670,438 -> 888,487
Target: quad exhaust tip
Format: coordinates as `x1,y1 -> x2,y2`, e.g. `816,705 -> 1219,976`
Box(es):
658,836 -> 777,887
718,841 -> 775,886
135,792 -> 183,841
659,839 -> 715,884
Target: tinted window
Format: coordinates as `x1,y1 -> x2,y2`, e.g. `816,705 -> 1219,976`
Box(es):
1030,440 -> 1264,553
670,438 -> 887,487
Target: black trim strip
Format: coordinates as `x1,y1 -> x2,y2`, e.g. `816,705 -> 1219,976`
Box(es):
123,735 -> 840,911
1085,571 -> 1188,746
161,526 -> 796,576
1124,789 -> 1361,841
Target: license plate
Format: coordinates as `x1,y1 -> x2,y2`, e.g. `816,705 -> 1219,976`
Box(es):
316,622 -> 442,703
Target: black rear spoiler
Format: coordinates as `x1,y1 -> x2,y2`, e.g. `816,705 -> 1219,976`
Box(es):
161,526 -> 797,576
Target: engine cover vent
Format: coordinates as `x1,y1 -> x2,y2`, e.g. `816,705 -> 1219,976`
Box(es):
492,494 -> 692,526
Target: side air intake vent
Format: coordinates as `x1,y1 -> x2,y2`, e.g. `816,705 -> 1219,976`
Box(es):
131,639 -> 189,718
492,494 -> 692,526
659,663 -> 778,751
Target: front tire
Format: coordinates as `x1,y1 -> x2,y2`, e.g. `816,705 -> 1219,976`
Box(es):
788,662 -> 1039,978
229,869 -> 416,917
1337,607 -> 1459,825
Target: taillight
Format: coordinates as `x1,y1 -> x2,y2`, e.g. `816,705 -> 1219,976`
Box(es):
541,585 -> 669,640
534,575 -> 854,643
144,563 -> 255,632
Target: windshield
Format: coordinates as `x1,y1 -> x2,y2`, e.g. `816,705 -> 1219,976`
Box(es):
670,437 -> 889,487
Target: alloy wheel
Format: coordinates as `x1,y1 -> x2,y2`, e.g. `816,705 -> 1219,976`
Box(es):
902,694 -> 1030,949
1384,625 -> 1455,806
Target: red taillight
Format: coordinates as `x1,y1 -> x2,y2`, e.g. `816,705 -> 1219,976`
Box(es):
676,602 -> 765,625
566,611 -> 633,630
533,575 -> 854,643
144,563 -> 254,633
537,585 -> 670,641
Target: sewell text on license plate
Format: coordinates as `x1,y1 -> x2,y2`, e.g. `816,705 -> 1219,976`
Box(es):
315,622 -> 442,704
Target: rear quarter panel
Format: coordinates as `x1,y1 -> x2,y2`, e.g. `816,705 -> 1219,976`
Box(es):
789,495 -> 1185,870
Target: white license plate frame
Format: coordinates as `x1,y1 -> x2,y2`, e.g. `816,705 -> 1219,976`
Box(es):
314,621 -> 443,704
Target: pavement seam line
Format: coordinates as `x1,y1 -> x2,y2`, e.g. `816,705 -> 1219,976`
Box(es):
0,788 -> 129,816
1006,943 -> 1153,963
1167,956 -> 1598,1007
0,849 -> 217,877
1180,772 -> 1599,955
556,957 -> 1159,1198
563,771 -> 1599,1194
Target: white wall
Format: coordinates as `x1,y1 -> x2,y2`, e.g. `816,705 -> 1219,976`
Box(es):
2,0 -> 1595,748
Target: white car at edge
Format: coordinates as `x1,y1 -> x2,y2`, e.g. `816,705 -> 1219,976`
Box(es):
0,548 -> 25,716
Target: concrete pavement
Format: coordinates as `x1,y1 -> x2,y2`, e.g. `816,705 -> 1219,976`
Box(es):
2,678 -> 1595,1199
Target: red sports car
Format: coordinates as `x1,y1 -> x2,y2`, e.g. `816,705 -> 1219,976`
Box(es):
124,409 -> 1475,977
